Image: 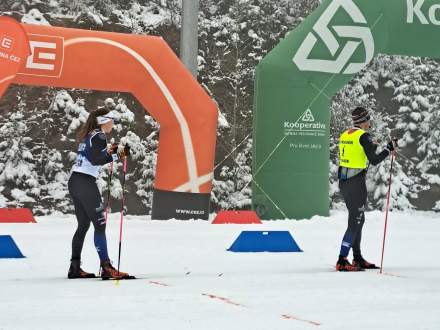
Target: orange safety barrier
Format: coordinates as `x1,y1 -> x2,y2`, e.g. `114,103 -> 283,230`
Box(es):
0,208 -> 36,223
212,210 -> 262,224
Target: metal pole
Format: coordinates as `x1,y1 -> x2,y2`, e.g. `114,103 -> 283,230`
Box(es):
104,161 -> 114,224
117,158 -> 127,275
180,0 -> 199,77
380,152 -> 395,274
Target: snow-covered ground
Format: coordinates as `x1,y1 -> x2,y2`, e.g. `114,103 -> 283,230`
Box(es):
1,210 -> 439,330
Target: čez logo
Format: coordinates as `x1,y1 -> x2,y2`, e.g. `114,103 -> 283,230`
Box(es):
19,34 -> 64,77
1,36 -> 13,50
407,0 -> 440,25
0,36 -> 21,63
27,40 -> 58,71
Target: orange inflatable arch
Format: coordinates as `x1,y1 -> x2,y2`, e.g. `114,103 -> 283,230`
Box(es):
0,17 -> 218,220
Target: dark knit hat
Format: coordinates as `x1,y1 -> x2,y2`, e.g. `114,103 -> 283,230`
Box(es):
351,106 -> 371,125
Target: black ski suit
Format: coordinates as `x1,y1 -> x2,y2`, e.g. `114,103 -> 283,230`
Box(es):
68,130 -> 116,262
338,132 -> 390,258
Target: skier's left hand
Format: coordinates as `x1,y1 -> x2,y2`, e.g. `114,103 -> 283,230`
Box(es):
117,144 -> 130,159
107,143 -> 118,155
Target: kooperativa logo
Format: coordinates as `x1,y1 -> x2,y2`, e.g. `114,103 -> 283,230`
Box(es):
284,108 -> 326,137
301,108 -> 315,122
293,0 -> 374,75
407,0 -> 440,25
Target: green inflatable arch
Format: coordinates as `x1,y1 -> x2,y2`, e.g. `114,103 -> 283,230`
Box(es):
253,0 -> 438,219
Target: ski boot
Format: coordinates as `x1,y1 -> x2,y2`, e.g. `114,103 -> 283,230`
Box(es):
68,259 -> 96,279
352,256 -> 379,270
100,260 -> 135,280
336,257 -> 364,272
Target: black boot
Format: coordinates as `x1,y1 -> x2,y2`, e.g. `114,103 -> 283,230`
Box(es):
336,256 -> 364,272
68,259 -> 96,279
352,256 -> 379,269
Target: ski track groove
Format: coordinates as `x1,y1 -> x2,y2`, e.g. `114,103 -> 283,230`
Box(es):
149,280 -> 171,287
201,293 -> 247,308
281,314 -> 321,326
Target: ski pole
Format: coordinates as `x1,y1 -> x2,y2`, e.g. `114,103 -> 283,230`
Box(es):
380,152 -> 395,274
117,157 -> 127,274
104,161 -> 114,224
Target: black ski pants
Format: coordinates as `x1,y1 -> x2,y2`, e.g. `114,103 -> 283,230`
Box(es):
68,172 -> 109,262
338,173 -> 367,258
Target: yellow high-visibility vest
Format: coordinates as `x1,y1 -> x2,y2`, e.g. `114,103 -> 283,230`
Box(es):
339,128 -> 367,169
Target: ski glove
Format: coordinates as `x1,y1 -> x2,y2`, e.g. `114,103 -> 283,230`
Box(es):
117,144 -> 130,160
108,143 -> 118,154
386,138 -> 398,152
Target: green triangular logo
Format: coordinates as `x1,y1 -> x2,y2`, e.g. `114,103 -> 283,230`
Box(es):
301,108 -> 315,122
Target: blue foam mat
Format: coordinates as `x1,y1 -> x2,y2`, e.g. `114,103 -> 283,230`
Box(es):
228,231 -> 302,252
0,235 -> 25,258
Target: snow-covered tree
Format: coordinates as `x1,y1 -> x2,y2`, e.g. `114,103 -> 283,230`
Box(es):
211,138 -> 252,210
331,55 -> 420,210
1,0 -> 439,214
0,110 -> 39,208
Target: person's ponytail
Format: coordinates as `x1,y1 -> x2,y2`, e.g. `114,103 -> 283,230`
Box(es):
77,107 -> 110,142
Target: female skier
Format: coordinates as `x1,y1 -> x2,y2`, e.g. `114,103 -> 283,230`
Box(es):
67,107 -> 131,280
